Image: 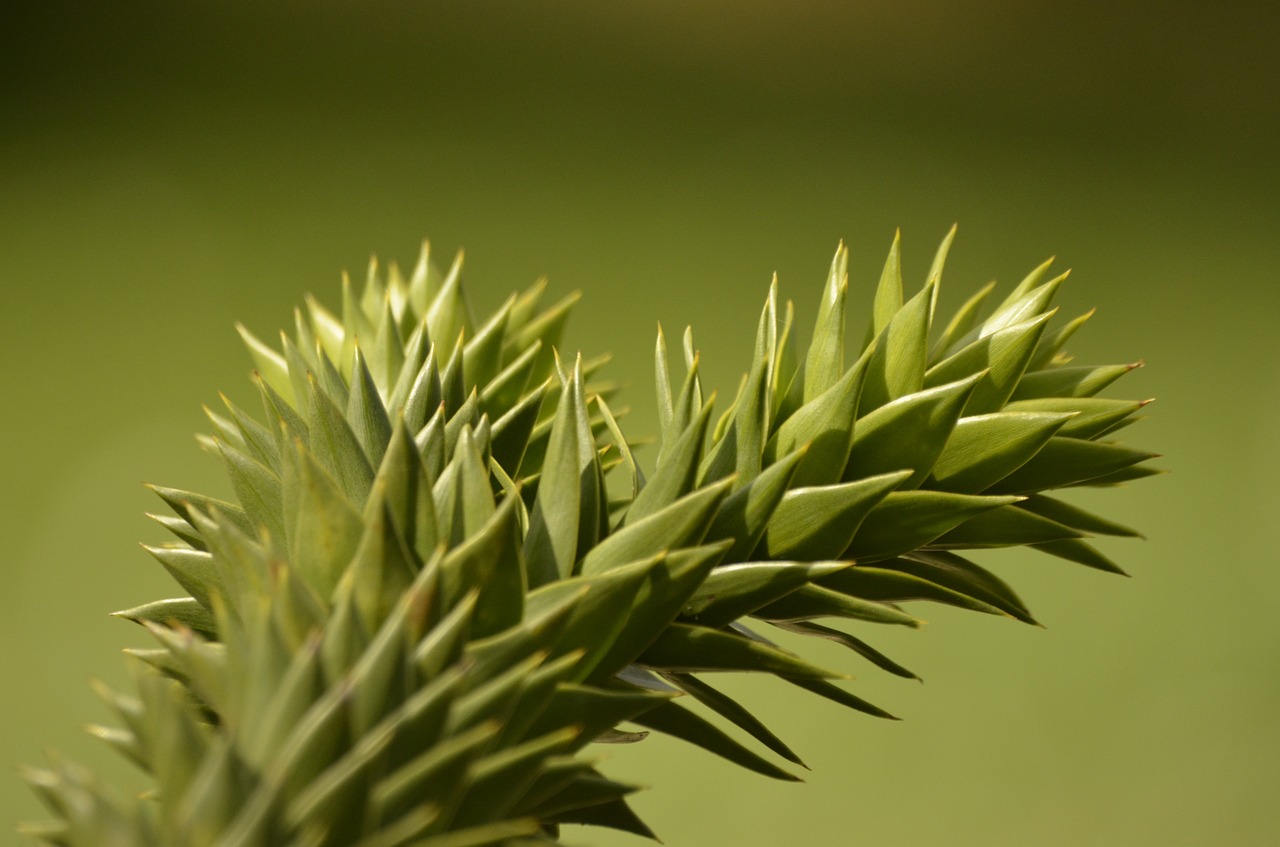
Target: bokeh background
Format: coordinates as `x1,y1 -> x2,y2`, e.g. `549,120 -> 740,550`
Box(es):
3,2 -> 1277,844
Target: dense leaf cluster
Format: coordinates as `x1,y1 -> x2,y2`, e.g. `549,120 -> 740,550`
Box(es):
23,233 -> 1155,845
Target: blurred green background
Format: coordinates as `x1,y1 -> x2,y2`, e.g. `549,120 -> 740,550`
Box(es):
3,2 -> 1276,844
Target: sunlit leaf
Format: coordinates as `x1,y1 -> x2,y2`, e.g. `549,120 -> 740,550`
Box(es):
988,437 -> 1159,493
928,411 -> 1073,493
847,490 -> 1019,561
760,471 -> 910,560
845,375 -> 981,488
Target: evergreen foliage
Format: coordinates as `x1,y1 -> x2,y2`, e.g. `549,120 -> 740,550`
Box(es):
22,232 -> 1155,845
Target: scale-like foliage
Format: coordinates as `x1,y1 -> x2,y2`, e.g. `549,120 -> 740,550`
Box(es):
22,232 -> 1155,845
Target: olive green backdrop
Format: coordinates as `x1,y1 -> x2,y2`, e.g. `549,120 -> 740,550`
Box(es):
3,2 -> 1276,844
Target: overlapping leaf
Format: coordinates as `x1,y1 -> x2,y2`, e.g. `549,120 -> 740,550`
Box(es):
25,232 -> 1155,846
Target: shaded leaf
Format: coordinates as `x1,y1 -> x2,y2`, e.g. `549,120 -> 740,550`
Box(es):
438,493 -> 525,639
664,672 -> 804,765
347,347 -> 393,467
596,395 -> 645,501
682,561 -> 849,627
580,478 -> 733,576
770,620 -> 920,680
1004,396 -> 1151,440
785,676 -> 896,720
1032,538 -> 1129,575
590,542 -> 729,680
878,550 -> 1036,624
502,291 -> 580,379
639,623 -> 845,678
524,683 -> 671,751
372,721 -> 498,830
628,398 -> 716,524
280,437 -> 366,600
753,585 -> 921,627
704,446 -> 806,564
479,339 -> 542,417
214,441 -> 285,549
308,374 -> 376,508
629,700 -> 799,782
525,558 -> 655,680
547,797 -> 656,841
1010,362 -> 1141,400
765,340 -> 873,487
819,565 -> 1013,618
932,504 -> 1082,548
1027,307 -> 1095,371
1017,494 -> 1142,537
490,377 -> 550,476
452,728 -> 579,827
